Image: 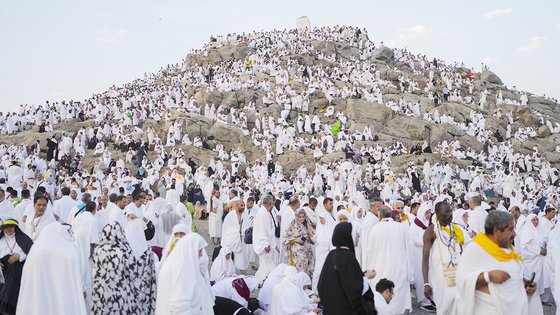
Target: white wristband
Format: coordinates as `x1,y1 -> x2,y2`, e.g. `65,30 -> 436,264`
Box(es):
483,272 -> 490,284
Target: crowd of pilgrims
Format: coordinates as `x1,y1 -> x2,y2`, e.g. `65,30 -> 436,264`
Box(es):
0,25 -> 559,314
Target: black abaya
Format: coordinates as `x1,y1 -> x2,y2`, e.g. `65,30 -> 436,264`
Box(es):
411,172 -> 422,193
318,222 -> 371,315
0,226 -> 33,314
213,296 -> 252,315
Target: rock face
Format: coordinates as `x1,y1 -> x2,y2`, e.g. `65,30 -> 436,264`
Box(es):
372,46 -> 394,63
537,125 -> 551,138
515,107 -> 541,128
383,116 -> 428,142
480,70 -> 503,85
185,43 -> 251,67
346,99 -> 393,131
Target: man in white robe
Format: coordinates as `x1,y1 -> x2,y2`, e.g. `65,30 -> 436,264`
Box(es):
24,195 -> 55,241
221,199 -> 248,273
422,201 -> 461,314
175,195 -> 193,230
72,201 -> 100,313
364,205 -> 411,315
312,197 -> 336,291
0,189 -> 14,222
165,185 -> 180,208
242,197 -> 258,268
374,278 -> 396,315
67,193 -> 92,226
208,189 -> 224,245
107,195 -> 128,230
13,189 -> 31,224
360,198 -> 383,267
7,162 -> 23,190
302,197 -> 318,228
253,195 -> 280,284
539,207 -> 556,243
52,187 -> 78,223
511,206 -> 527,254
468,195 -> 488,234
456,211 -> 540,315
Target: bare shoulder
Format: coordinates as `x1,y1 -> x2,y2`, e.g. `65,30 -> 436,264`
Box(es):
424,225 -> 436,241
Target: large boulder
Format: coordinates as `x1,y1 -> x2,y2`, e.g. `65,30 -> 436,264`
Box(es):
380,69 -> 400,82
480,70 -> 503,85
337,44 -> 360,61
371,46 -> 394,63
310,98 -> 329,113
206,90 -> 223,106
515,107 -> 541,128
184,44 -> 251,67
346,99 -> 393,130
537,125 -> 551,138
383,116 -> 428,142
206,121 -> 250,148
311,40 -> 336,57
281,54 -> 316,66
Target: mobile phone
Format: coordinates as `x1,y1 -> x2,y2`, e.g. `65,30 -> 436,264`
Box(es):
525,272 -> 536,288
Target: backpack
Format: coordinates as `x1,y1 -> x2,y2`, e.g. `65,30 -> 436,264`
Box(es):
244,227 -> 253,244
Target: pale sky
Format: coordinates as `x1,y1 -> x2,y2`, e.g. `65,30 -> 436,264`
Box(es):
1,0 -> 558,113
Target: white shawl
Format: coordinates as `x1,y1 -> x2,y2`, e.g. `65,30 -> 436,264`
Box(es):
155,233 -> 214,315
17,222 -> 87,315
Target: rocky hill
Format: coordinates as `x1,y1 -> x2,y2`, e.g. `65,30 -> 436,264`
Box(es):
3,26 -> 560,178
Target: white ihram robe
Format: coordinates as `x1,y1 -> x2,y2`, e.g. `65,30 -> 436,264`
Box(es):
363,218 -> 411,314
253,207 -> 280,284
456,240 -> 542,315
311,210 -> 335,291
221,211 -> 248,271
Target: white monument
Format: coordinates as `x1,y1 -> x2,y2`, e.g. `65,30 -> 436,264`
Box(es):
296,16 -> 311,31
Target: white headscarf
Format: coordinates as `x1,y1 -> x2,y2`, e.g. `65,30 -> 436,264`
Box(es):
155,233 -> 214,315
351,207 -> 365,226
17,222 -> 87,315
336,210 -> 354,223
520,214 -> 543,249
452,209 -> 468,229
125,218 -> 148,259
269,267 -> 313,315
210,247 -> 237,282
258,263 -> 288,311
161,223 -> 190,265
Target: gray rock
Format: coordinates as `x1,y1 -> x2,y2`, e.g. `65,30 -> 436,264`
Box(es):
337,44 -> 360,61
537,125 -> 551,138
480,70 -> 503,85
372,46 -> 395,62
346,99 -> 393,130
383,116 -> 428,142
515,107 -> 541,128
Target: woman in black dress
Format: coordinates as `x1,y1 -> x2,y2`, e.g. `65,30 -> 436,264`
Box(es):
0,219 -> 33,315
318,222 -> 376,315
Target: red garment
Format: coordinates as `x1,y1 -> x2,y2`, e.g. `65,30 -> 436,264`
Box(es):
232,278 -> 250,302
